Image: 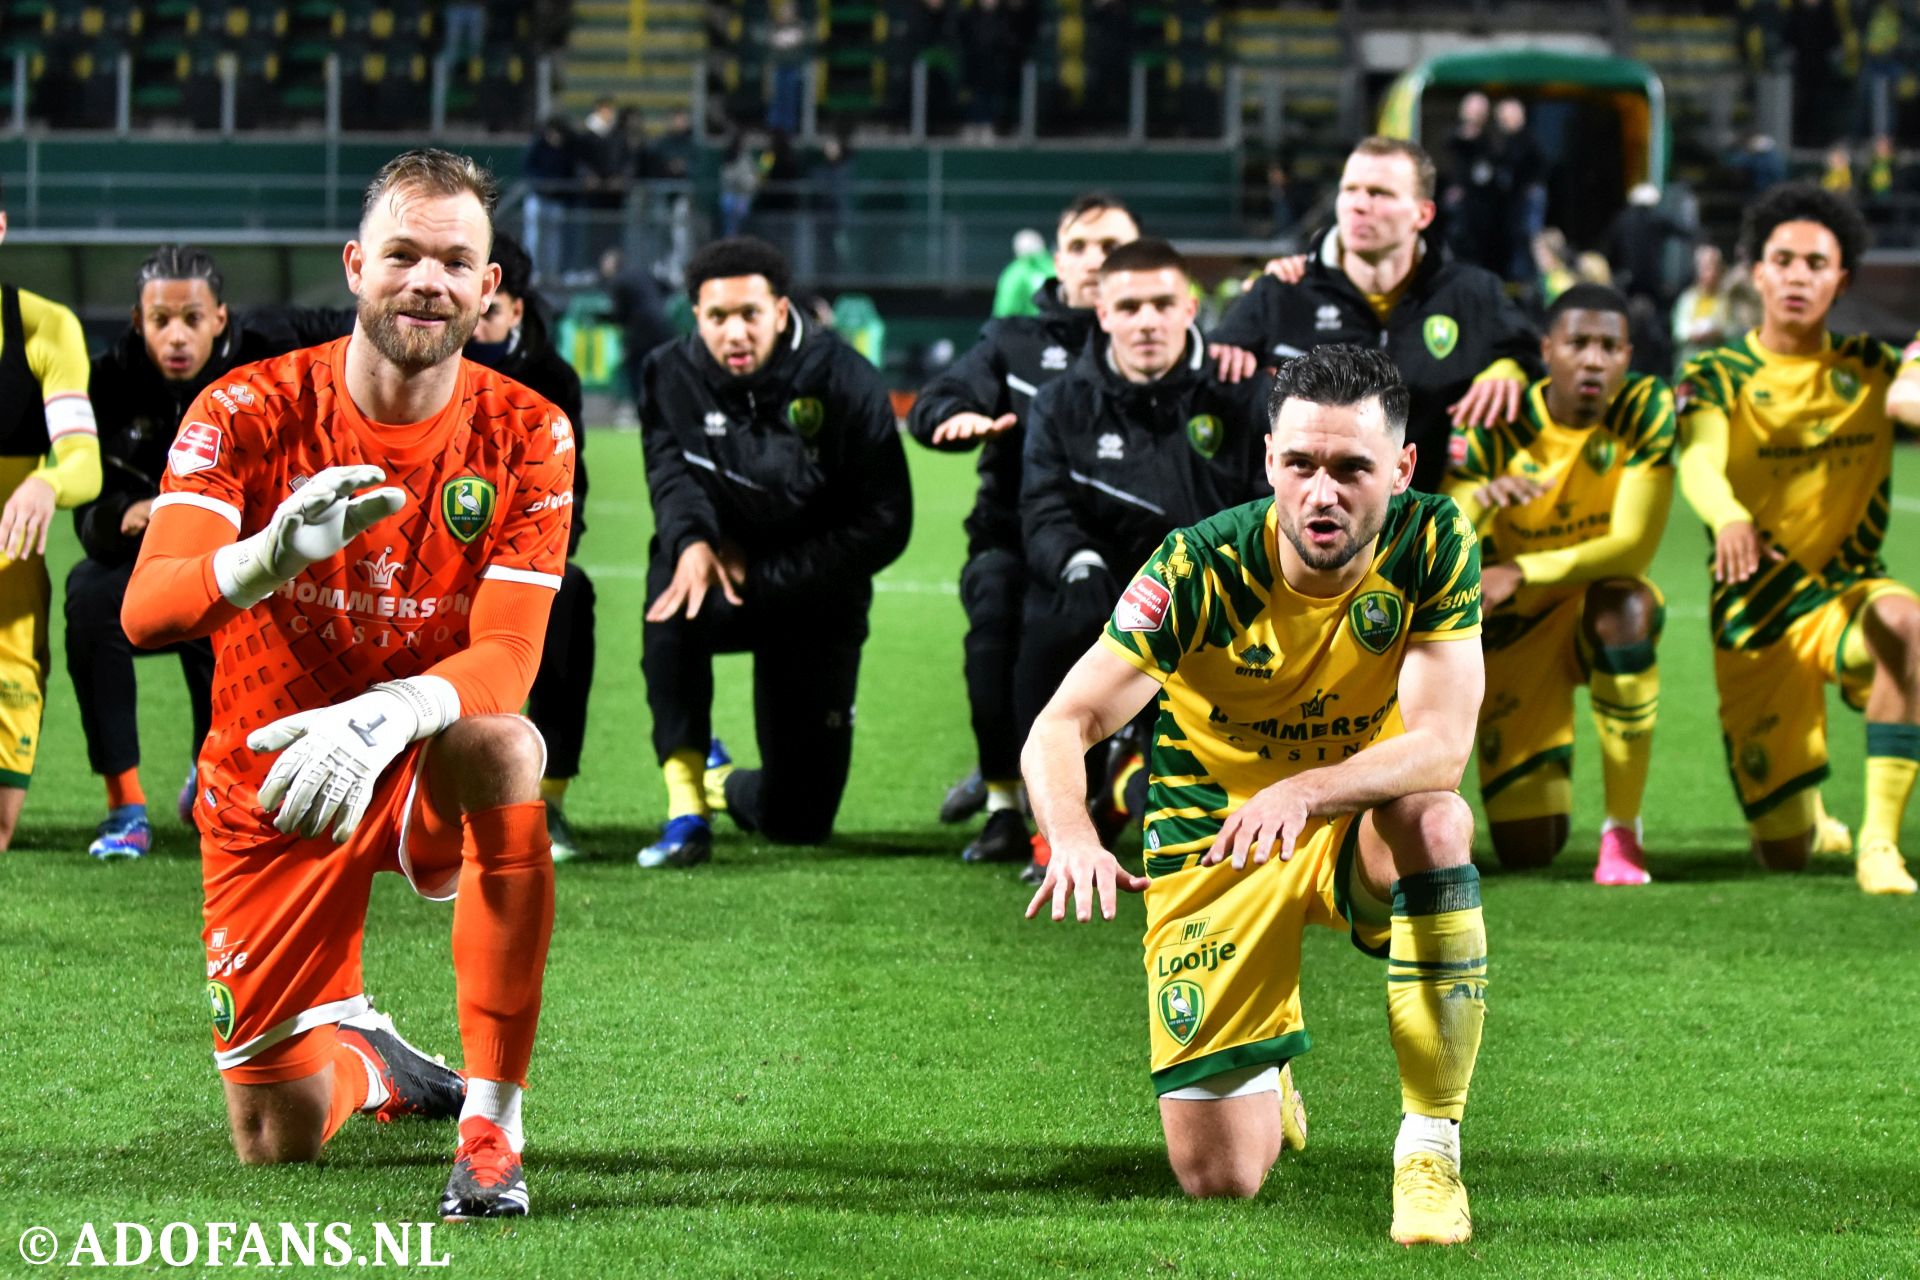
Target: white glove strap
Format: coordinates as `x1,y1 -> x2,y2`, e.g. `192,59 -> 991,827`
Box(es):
213,528 -> 285,609
1062,549 -> 1109,581
374,675 -> 461,742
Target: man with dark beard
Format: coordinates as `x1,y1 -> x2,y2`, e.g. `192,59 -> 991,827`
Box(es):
123,149 -> 572,1220
1022,345 -> 1488,1248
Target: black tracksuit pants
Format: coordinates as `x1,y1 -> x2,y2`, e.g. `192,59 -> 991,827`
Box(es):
641,546 -> 865,844
527,561 -> 596,780
959,546 -> 1026,782
63,556 -> 213,778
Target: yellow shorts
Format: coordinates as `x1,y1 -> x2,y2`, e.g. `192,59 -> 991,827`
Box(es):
1715,578 -> 1914,818
0,551 -> 50,787
1477,578 -> 1662,800
1142,814 -> 1390,1096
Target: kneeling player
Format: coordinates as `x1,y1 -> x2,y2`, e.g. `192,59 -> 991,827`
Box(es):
1678,184 -> 1920,894
1447,285 -> 1675,883
124,151 -> 570,1217
1026,346 -> 1487,1246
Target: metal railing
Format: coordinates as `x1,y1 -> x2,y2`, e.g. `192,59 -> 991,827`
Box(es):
2,51 -> 554,138
697,55 -> 1250,146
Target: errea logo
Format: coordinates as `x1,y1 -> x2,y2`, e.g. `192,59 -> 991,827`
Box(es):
703,411 -> 728,436
1041,345 -> 1069,370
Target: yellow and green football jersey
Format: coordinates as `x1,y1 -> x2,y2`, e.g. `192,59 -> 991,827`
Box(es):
1451,374 -> 1674,598
1678,331 -> 1902,650
1100,491 -> 1481,877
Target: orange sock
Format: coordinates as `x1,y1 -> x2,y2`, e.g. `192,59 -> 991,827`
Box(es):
322,1033 -> 372,1142
105,767 -> 144,809
451,801 -> 554,1088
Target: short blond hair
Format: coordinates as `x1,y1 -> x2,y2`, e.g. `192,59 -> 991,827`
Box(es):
1348,136 -> 1437,202
360,148 -> 499,229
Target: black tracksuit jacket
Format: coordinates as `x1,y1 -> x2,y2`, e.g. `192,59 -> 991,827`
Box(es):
1021,327 -> 1273,585
639,312 -> 912,604
1209,229 -> 1540,491
906,279 -> 1097,557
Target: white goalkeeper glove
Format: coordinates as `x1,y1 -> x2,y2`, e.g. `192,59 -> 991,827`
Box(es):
250,675 -> 460,842
214,464 -> 406,607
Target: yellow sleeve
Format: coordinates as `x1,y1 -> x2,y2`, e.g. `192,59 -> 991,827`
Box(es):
1441,472 -> 1492,533
19,290 -> 91,398
1472,358 -> 1529,385
30,432 -> 101,508
1513,464 -> 1673,586
1676,403 -> 1752,534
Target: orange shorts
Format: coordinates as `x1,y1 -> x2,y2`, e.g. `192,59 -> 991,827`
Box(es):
201,742 -> 464,1084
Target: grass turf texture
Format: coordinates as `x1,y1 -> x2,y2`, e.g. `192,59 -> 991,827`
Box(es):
4,431 -> 1919,1278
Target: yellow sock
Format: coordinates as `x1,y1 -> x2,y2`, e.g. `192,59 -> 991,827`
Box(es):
663,750 -> 708,820
1589,657 -> 1658,826
704,757 -> 734,813
539,777 -> 570,806
1386,866 -> 1487,1121
1862,723 -> 1920,848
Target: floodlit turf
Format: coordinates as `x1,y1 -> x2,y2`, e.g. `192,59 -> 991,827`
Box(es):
4,431 -> 1919,1277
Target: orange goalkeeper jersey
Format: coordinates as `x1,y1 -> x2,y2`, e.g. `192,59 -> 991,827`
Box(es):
137,338 -> 574,851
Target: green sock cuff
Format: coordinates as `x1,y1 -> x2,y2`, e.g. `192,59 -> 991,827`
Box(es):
1590,639 -> 1657,676
1866,722 -> 1920,762
1391,863 -> 1482,917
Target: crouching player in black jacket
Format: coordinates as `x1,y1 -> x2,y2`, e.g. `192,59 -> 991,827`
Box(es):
637,237 -> 912,866
1018,238 -> 1273,882
464,233 -> 592,862
68,246 -> 341,858
907,192 -> 1139,863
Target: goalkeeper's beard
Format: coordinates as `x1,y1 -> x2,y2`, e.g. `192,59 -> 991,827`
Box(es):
359,292 -> 481,373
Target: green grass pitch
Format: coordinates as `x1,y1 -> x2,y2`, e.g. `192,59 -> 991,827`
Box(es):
4,432 -> 1919,1277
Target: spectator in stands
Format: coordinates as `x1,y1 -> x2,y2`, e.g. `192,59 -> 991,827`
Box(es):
648,110 -> 697,182
1727,131 -> 1788,194
1495,98 -> 1547,285
1533,228 -> 1577,305
765,2 -> 810,136
1267,159 -> 1302,246
895,0 -> 959,132
1083,0 -> 1133,133
961,0 -> 1026,140
1853,0 -> 1905,137
1605,184 -> 1690,310
523,116 -> 579,285
814,133 -> 856,273
1866,133 -> 1908,206
1444,93 -> 1504,274
444,1 -> 487,65
1785,0 -> 1852,146
1672,243 -> 1741,372
1822,142 -> 1856,193
577,98 -> 631,267
757,130 -> 805,252
719,134 -> 759,237
598,248 -> 676,422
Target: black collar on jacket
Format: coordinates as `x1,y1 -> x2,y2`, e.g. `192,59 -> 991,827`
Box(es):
1075,322 -> 1208,408
693,309 -> 809,399
1304,227 -> 1449,313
